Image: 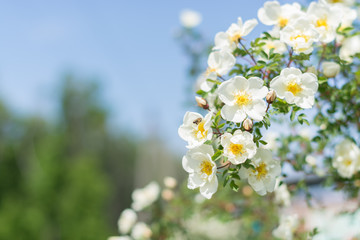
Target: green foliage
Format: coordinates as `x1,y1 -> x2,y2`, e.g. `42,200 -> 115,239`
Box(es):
0,75 -> 139,239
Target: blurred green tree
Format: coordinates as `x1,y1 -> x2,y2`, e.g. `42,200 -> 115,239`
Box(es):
0,75 -> 137,239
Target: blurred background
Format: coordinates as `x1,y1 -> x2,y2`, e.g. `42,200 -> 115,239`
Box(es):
0,0 -> 312,239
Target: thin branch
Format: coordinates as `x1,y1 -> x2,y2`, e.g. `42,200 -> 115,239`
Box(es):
217,162 -> 230,169
239,40 -> 266,76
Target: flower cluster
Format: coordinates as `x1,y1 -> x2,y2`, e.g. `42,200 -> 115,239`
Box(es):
179,0 -> 360,201
109,182 -> 160,240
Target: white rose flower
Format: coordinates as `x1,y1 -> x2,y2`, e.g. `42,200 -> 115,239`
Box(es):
178,111 -> 213,149
325,0 -> 355,6
195,71 -> 217,92
182,144 -> 218,199
180,9 -> 202,28
239,148 -> 281,196
221,130 -> 257,165
270,67 -> 318,109
131,222 -> 152,240
274,179 -> 291,207
307,1 -> 342,43
260,39 -> 287,56
322,61 -> 340,78
214,17 -> 258,52
217,76 -> 268,123
131,182 -> 160,211
196,50 -> 236,92
118,208 -> 137,234
272,214 -> 299,240
336,4 -> 357,30
258,1 -> 304,28
207,50 -> 236,76
333,139 -> 360,178
280,17 -> 319,54
339,35 -> 360,63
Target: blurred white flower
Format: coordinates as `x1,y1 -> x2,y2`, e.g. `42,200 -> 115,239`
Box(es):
260,39 -> 287,57
178,111 -> 213,149
118,208 -> 137,234
217,76 -> 268,123
182,144 -> 218,199
324,0 -> 355,6
180,9 -> 202,28
207,50 -> 236,76
305,155 -> 317,167
336,4 -> 357,30
197,50 -> 236,92
274,179 -> 291,207
239,148 -> 281,196
333,139 -> 360,178
339,35 -> 360,63
299,128 -> 311,139
280,17 -> 319,54
163,176 -> 177,189
322,61 -> 340,78
263,131 -> 279,151
214,17 -> 258,52
315,168 -> 326,177
272,214 -> 299,240
131,222 -> 152,240
270,67 -> 318,109
194,193 -> 206,204
107,236 -> 132,240
258,1 -> 304,28
307,1 -> 342,43
221,130 -> 257,165
131,182 -> 160,211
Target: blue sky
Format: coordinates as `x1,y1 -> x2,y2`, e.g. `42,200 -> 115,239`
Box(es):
0,0 -> 305,153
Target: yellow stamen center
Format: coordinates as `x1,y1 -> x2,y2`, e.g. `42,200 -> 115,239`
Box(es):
230,33 -> 242,43
343,158 -> 352,166
329,0 -> 342,3
200,161 -> 213,176
235,92 -> 251,106
278,17 -> 289,28
253,163 -> 268,180
195,120 -> 208,139
229,143 -> 245,155
286,80 -> 302,96
206,67 -> 216,75
266,42 -> 276,50
316,18 -> 328,29
290,34 -> 311,43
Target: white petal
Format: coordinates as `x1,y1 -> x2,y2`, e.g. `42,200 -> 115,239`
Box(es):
270,76 -> 286,98
221,105 -> 246,123
199,175 -> 218,199
233,76 -> 249,91
218,80 -> 236,105
188,173 -> 205,189
242,19 -> 258,36
245,99 -> 267,121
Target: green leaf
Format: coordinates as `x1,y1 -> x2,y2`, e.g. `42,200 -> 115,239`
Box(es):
230,181 -> 239,192
212,150 -> 222,161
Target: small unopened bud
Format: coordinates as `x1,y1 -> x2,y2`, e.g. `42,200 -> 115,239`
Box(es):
266,90 -> 276,104
163,176 -> 177,189
322,61 -> 340,78
195,96 -> 209,110
161,189 -> 174,201
243,118 -> 253,131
